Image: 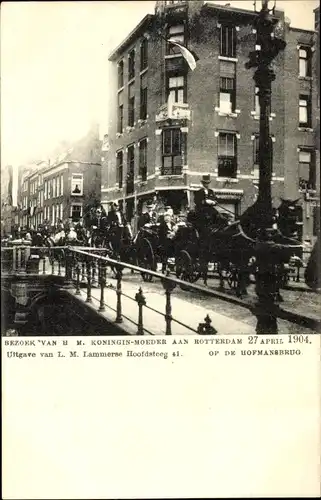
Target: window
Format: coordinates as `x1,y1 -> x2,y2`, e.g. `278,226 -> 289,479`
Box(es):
220,24 -> 236,58
71,173 -> 83,195
299,94 -> 311,127
313,206 -> 320,237
299,47 -> 312,77
52,205 -> 56,224
57,175 -> 60,197
56,204 -> 60,222
128,49 -> 135,80
140,74 -> 147,119
53,177 -> 56,198
60,174 -> 64,196
118,104 -> 124,133
117,92 -> 124,133
118,60 -> 124,88
128,84 -> 135,127
219,61 -> 236,113
71,204 -> 82,222
140,38 -> 148,71
218,133 -> 237,178
48,180 -> 52,199
139,139 -> 147,181
162,128 -> 182,175
127,145 -> 135,194
116,151 -> 123,188
298,149 -> 316,191
167,75 -> 186,103
167,25 -> 185,55
254,87 -> 260,116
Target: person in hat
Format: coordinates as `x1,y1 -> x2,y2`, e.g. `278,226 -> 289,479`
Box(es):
173,211 -> 187,232
138,201 -> 156,230
107,201 -> 133,249
158,212 -> 176,273
194,175 -> 216,210
75,217 -> 88,245
164,205 -> 174,218
56,219 -> 64,232
194,174 -> 220,228
107,201 -> 127,228
87,205 -> 107,247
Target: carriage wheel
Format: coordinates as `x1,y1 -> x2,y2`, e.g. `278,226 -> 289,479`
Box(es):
138,238 -> 156,282
176,250 -> 200,290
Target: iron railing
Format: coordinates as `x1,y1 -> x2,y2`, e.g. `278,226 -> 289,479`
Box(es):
1,245 -> 319,334
69,247 -> 218,335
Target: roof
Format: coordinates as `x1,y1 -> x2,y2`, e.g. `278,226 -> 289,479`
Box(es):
108,14 -> 154,62
203,2 -> 258,19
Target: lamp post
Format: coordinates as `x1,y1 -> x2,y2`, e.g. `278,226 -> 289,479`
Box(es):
246,0 -> 287,333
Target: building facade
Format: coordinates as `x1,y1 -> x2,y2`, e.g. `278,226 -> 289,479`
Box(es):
13,126 -> 102,230
102,0 -> 319,242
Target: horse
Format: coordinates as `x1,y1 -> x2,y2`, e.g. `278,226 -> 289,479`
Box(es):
84,206 -> 109,249
105,223 -> 136,278
184,198 -> 303,298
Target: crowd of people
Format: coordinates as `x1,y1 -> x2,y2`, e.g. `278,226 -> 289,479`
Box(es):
1,173 -> 319,290
0,175 -> 233,248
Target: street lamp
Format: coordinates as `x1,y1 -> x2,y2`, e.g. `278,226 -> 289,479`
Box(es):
246,0 -> 288,333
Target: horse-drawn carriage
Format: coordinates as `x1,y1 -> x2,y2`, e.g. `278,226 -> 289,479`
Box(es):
67,197 -> 304,297
131,198 -> 303,297
173,199 -> 303,296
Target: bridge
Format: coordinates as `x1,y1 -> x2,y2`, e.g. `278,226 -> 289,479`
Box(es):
1,242 -> 320,336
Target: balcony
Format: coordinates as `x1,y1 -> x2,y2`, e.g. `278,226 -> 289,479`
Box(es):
156,103 -> 190,122
218,157 -> 237,179
161,1 -> 188,20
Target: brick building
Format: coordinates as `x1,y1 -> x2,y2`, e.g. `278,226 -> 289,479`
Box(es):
15,125 -> 102,230
102,0 -> 319,241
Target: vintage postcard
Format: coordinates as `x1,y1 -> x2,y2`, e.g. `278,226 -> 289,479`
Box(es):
1,1 -> 320,498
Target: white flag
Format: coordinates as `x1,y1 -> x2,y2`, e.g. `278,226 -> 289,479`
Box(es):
168,40 -> 199,71
167,92 -> 175,118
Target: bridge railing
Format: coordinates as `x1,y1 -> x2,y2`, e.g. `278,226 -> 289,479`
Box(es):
0,244 -> 108,278
67,247 -> 217,335
67,247 -> 320,335
1,245 -> 319,335
1,241 -> 312,285
1,245 -> 66,276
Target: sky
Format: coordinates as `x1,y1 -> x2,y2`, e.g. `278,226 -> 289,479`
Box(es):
1,0 -> 318,168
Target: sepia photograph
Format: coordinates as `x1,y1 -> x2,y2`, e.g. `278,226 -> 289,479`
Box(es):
1,0 -> 320,337
2,3 -> 321,500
